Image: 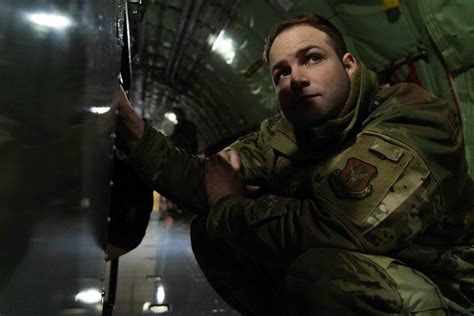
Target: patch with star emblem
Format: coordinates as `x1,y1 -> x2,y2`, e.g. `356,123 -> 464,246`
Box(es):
329,157 -> 378,199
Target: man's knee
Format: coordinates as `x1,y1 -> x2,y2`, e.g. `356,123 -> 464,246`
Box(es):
285,248 -> 448,315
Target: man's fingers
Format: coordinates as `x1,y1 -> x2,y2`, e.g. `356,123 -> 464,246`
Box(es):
205,151 -> 245,206
113,84 -> 133,115
114,84 -> 145,146
246,185 -> 260,193
227,150 -> 241,171
245,185 -> 261,198
216,150 -> 241,172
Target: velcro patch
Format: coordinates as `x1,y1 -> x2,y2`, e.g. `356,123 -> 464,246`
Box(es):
329,157 -> 378,199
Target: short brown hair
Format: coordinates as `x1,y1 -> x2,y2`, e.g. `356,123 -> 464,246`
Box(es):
263,14 -> 347,65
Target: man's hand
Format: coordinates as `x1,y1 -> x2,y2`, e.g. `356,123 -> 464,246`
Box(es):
113,85 -> 145,149
205,150 -> 245,206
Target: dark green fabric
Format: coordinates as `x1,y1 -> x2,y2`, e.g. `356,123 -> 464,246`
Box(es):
419,0 -> 474,73
285,248 -> 450,315
128,120 -> 209,214
193,215 -> 453,316
363,83 -> 468,211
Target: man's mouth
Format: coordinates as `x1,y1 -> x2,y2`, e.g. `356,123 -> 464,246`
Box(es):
296,94 -> 320,105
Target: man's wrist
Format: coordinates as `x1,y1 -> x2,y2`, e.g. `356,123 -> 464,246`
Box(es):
117,113 -> 145,149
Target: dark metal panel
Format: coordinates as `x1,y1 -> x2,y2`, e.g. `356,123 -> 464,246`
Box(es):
0,1 -> 122,315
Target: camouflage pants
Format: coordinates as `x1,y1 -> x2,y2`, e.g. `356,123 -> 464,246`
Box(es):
191,216 -> 462,315
285,248 -> 450,315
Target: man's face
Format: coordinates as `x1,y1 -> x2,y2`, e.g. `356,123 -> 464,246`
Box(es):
269,24 -> 357,127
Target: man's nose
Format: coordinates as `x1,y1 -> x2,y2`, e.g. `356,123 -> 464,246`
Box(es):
289,69 -> 310,92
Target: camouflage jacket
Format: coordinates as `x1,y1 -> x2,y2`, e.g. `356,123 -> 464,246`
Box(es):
128,74 -> 473,307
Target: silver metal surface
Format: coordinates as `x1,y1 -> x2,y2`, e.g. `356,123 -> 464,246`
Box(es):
0,1 -> 123,314
113,212 -> 240,316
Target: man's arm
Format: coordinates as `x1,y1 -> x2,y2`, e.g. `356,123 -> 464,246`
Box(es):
224,113 -> 287,187
113,85 -> 414,262
115,85 -> 144,150
114,86 -> 247,213
206,194 -> 372,266
203,130 -> 446,266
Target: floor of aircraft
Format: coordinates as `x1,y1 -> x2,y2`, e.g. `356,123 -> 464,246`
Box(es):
113,210 -> 240,315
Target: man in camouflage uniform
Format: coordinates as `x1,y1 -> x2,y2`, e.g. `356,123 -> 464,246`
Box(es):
115,14 -> 473,315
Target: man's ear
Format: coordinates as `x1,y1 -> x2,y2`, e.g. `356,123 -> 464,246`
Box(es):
342,53 -> 358,79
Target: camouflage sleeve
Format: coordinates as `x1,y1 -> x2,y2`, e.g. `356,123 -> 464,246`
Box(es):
206,194 -> 371,265
122,114 -> 283,214
310,129 -> 443,255
361,154 -> 442,253
126,120 -> 208,214
225,132 -> 267,186
226,115 -> 282,186
359,83 -> 466,252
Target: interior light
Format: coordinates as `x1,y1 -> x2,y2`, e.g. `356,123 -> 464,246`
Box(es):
75,288 -> 102,304
143,302 -> 171,314
164,112 -> 177,124
211,30 -> 235,64
143,302 -> 151,312
156,285 -> 165,304
89,106 -> 111,114
27,13 -> 73,29
146,275 -> 163,281
149,305 -> 170,313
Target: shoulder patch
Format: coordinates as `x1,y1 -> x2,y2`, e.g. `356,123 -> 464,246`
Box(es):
329,157 -> 377,199
311,133 -> 414,227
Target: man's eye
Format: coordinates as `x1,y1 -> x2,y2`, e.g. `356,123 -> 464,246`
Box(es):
306,54 -> 322,65
274,70 -> 289,83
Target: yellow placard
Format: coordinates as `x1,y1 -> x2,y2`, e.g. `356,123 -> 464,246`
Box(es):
382,0 -> 400,10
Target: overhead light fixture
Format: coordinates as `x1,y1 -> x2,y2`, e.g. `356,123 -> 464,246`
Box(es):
26,12 -> 73,29
210,30 -> 235,65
